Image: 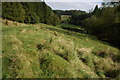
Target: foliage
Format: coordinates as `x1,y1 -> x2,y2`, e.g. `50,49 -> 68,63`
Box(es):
53,10 -> 86,16
70,13 -> 92,25
2,2 -> 61,25
2,2 -> 26,22
82,5 -> 120,47
54,10 -> 87,25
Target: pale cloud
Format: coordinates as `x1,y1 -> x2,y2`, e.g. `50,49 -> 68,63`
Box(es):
45,0 -> 103,2
46,2 -> 102,12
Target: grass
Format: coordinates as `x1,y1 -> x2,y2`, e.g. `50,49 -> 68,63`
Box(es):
2,19 -> 120,78
61,15 -> 71,22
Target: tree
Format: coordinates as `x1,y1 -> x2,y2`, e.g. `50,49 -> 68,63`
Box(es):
82,2 -> 120,47
2,2 -> 61,25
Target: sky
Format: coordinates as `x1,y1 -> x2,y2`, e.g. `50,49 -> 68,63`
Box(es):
45,0 -> 103,12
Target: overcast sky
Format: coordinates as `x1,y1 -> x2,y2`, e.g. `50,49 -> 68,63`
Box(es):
45,0 -> 103,12
45,0 -> 103,2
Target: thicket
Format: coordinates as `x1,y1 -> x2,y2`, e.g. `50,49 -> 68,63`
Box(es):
82,4 -> 120,47
2,2 -> 61,25
69,2 -> 120,47
70,13 -> 91,25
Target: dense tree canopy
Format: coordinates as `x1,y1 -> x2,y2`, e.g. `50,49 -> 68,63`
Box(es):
53,10 -> 86,16
82,4 -> 120,47
2,2 -> 61,25
68,1 -> 120,47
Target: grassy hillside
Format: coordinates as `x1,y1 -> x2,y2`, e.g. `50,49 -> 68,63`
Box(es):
2,19 -> 120,78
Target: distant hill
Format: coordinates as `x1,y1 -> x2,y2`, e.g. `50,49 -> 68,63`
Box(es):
53,10 -> 86,16
2,2 -> 61,25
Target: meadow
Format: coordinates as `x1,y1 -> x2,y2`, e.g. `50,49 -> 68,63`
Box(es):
2,19 -> 120,78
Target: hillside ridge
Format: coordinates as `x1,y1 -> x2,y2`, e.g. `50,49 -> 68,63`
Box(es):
2,19 -> 120,78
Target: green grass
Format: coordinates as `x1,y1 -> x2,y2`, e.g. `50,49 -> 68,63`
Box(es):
61,15 -> 71,22
2,20 -> 120,78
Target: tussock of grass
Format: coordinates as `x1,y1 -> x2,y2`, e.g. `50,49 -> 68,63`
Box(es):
39,52 -> 73,78
2,19 -> 120,78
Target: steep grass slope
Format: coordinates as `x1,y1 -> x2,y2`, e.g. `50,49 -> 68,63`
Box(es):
2,19 -> 120,78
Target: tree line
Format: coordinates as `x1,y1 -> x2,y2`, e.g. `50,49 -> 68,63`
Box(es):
53,10 -> 86,16
69,2 -> 120,47
2,2 -> 61,26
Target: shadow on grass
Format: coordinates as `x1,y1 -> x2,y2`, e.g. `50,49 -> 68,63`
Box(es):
61,27 -> 86,34
105,69 -> 120,78
47,27 -> 99,41
47,27 -> 114,47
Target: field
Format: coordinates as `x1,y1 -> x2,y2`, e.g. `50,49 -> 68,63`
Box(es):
2,19 -> 120,78
61,15 -> 71,22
